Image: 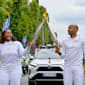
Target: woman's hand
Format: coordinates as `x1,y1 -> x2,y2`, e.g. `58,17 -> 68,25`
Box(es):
28,42 -> 33,48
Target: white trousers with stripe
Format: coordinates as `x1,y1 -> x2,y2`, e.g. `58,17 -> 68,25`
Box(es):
64,64 -> 84,85
0,65 -> 22,85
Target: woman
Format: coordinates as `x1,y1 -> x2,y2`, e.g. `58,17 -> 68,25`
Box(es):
0,29 -> 32,85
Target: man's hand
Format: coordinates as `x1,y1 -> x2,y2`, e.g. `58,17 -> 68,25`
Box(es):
55,45 -> 61,55
56,45 -> 60,52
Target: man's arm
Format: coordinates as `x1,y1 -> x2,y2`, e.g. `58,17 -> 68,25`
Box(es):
81,38 -> 85,61
55,41 -> 66,57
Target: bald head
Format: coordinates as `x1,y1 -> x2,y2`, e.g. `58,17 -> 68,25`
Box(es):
68,24 -> 79,37
68,24 -> 79,32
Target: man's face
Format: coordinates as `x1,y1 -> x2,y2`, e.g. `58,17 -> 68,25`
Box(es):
68,26 -> 77,36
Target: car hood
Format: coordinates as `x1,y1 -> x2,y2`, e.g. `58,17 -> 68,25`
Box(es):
30,59 -> 64,65
50,59 -> 64,65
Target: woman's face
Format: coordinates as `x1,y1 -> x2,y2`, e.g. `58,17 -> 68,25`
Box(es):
3,30 -> 13,41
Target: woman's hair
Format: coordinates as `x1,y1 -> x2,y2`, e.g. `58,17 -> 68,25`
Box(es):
0,30 -> 16,43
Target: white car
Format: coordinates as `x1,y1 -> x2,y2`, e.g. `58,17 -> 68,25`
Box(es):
28,50 -> 64,85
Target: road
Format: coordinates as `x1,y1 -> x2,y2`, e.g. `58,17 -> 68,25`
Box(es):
20,74 -> 28,85
20,74 -> 85,85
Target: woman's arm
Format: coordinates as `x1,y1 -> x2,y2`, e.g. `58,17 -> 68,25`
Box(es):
17,41 -> 32,57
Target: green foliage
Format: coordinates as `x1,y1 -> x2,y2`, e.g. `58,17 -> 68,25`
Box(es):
0,0 -> 57,44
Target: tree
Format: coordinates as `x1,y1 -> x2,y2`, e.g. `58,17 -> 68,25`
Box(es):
0,0 -> 57,45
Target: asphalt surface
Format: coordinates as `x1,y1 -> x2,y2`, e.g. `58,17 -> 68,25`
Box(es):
20,74 -> 85,85
20,74 -> 28,85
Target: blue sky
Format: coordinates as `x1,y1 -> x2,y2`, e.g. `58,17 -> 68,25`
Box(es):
29,0 -> 85,42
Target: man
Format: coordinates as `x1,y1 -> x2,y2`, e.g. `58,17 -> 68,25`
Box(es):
56,24 -> 85,85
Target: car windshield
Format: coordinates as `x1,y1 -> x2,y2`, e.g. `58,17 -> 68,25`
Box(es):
35,51 -> 62,59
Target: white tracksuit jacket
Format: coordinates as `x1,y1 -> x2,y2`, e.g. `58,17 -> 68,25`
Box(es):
0,41 -> 29,85
61,36 -> 85,85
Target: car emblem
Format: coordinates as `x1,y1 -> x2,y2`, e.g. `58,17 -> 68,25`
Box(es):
48,65 -> 52,69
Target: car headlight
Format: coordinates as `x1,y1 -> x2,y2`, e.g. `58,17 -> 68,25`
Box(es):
29,64 -> 37,74
29,64 -> 37,67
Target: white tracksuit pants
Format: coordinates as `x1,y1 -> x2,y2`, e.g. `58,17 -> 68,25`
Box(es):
0,65 -> 22,85
64,64 -> 84,85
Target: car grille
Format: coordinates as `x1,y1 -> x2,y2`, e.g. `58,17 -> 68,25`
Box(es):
37,67 -> 63,71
